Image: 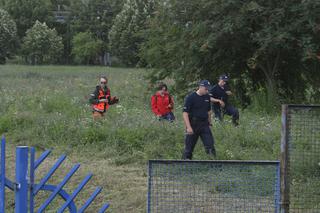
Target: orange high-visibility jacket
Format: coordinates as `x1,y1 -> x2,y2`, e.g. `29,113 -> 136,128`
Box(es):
90,86 -> 111,112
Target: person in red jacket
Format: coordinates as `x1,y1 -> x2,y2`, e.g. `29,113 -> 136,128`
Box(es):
89,76 -> 119,120
151,83 -> 175,122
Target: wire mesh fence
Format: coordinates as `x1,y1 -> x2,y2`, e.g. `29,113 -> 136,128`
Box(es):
282,105 -> 320,212
147,160 -> 280,213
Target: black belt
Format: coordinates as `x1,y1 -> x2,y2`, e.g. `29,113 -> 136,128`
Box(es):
190,117 -> 207,122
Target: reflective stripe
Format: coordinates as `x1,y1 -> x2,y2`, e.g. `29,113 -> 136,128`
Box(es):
93,107 -> 104,112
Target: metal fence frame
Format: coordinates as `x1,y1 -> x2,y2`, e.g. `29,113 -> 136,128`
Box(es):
280,104 -> 320,213
0,136 -> 110,212
148,159 -> 281,213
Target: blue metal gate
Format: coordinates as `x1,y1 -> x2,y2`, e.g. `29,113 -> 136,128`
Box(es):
0,136 -> 110,212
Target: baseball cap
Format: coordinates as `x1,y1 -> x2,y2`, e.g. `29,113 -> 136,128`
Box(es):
219,74 -> 229,81
199,80 -> 211,88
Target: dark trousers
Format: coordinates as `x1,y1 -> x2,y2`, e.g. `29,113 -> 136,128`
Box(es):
183,119 -> 215,160
159,112 -> 175,122
213,104 -> 239,125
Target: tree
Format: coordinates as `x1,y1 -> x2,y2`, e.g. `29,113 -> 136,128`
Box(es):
70,0 -> 123,41
71,31 -> 103,64
141,0 -> 320,106
3,0 -> 53,39
0,9 -> 17,64
69,0 -> 124,64
21,21 -> 63,64
109,0 -> 156,66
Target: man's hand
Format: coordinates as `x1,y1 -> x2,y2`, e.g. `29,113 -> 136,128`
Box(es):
219,100 -> 225,108
186,126 -> 194,135
226,91 -> 232,96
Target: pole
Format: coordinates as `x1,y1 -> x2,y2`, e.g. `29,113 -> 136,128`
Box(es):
15,146 -> 29,213
0,136 -> 6,212
280,105 -> 289,213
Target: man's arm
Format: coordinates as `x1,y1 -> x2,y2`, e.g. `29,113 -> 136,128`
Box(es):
89,88 -> 100,104
209,86 -> 225,107
210,97 -> 225,108
183,112 -> 193,134
208,110 -> 212,126
168,95 -> 174,109
151,95 -> 159,115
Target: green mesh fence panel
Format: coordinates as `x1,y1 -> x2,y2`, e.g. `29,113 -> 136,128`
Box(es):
148,160 -> 280,213
286,105 -> 320,212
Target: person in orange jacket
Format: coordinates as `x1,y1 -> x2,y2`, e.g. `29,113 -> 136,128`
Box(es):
89,76 -> 118,120
151,83 -> 175,122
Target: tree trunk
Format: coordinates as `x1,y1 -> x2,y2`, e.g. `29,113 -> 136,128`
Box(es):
258,52 -> 281,109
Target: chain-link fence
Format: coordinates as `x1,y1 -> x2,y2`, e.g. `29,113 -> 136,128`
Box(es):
281,105 -> 320,213
148,160 -> 280,213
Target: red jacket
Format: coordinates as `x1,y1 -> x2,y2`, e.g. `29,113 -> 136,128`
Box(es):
151,91 -> 174,116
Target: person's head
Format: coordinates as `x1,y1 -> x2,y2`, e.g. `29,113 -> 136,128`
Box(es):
198,80 -> 211,95
218,74 -> 229,86
99,76 -> 108,88
157,82 -> 168,95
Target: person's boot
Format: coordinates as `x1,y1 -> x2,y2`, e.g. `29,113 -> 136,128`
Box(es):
206,148 -> 216,159
232,119 -> 239,126
182,152 -> 192,160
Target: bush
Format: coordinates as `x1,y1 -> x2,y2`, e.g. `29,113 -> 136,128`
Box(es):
71,32 -> 103,65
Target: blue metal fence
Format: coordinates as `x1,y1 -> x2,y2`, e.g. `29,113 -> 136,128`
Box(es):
148,160 -> 280,213
0,136 -> 110,212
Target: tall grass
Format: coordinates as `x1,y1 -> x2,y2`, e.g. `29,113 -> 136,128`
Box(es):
0,65 -> 281,212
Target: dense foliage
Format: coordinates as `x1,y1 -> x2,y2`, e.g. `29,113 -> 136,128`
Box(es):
0,0 -> 319,108
0,9 -> 16,64
71,31 -> 103,64
70,0 -> 124,63
2,0 -> 53,39
141,0 -> 320,106
109,0 -> 155,66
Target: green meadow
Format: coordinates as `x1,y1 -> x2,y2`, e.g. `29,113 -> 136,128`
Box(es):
0,65 -> 281,212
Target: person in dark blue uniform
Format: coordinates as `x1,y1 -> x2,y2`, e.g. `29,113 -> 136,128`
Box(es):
182,80 -> 216,160
210,74 -> 239,126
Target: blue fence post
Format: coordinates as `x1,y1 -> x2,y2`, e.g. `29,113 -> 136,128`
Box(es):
15,146 -> 29,213
0,136 -> 6,213
30,147 -> 35,213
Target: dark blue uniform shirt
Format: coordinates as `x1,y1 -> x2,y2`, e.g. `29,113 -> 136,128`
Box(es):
183,92 -> 211,120
209,84 -> 230,105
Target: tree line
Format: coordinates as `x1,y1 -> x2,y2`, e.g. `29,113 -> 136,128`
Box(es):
1,0 -> 319,109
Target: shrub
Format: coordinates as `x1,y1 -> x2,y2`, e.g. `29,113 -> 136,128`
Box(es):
71,32 -> 103,65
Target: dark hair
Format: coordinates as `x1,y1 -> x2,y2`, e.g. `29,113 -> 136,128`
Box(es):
158,83 -> 168,91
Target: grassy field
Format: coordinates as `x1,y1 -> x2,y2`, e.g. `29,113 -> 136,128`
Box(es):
0,65 -> 281,212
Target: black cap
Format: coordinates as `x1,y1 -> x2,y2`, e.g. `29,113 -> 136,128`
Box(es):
199,80 -> 211,88
219,74 -> 229,81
